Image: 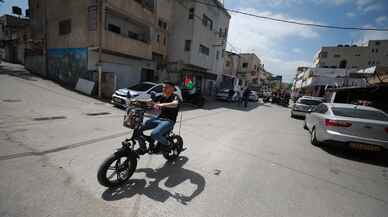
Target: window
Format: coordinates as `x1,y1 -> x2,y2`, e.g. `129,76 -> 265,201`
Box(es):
199,44 -> 210,55
163,36 -> 166,45
184,40 -> 191,51
371,49 -> 375,53
59,19 -> 71,35
216,50 -> 219,60
129,83 -> 155,91
332,108 -> 388,121
225,61 -> 231,67
108,24 -> 121,34
375,49 -> 379,53
316,104 -> 328,114
189,8 -> 194,19
219,28 -> 222,37
297,99 -> 322,106
375,41 -> 380,46
128,30 -> 139,40
242,63 -> 248,68
143,0 -> 154,11
320,51 -> 328,58
202,14 -> 213,30
334,54 -> 340,58
355,54 -> 360,56
158,19 -> 167,29
150,85 -> 163,93
156,33 -> 160,42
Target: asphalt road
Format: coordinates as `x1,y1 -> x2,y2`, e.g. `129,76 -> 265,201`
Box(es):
1,62 -> 388,217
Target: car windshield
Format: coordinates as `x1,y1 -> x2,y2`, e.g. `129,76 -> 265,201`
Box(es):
128,83 -> 155,91
332,107 -> 388,121
297,99 -> 322,106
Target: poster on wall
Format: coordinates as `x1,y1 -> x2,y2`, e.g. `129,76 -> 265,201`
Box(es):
47,48 -> 88,87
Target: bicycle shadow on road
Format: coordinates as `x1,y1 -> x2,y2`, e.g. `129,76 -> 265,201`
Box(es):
101,156 -> 206,205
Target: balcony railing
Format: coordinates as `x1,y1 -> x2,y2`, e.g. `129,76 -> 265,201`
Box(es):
102,31 -> 152,59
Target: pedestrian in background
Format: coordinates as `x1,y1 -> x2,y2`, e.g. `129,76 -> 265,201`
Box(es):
242,87 -> 250,108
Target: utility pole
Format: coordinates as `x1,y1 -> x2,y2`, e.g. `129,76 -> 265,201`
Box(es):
97,0 -> 103,98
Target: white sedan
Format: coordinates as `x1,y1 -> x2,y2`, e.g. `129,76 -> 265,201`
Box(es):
305,103 -> 388,151
111,82 -> 182,108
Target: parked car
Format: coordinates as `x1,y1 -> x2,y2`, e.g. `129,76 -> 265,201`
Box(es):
216,89 -> 235,102
248,90 -> 259,101
111,82 -> 182,108
291,96 -> 325,118
305,103 -> 388,150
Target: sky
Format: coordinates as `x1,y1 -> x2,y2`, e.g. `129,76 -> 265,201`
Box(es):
223,0 -> 388,82
0,0 -> 28,17
1,0 -> 388,82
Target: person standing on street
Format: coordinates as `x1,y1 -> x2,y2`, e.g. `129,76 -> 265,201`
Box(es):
242,87 -> 250,108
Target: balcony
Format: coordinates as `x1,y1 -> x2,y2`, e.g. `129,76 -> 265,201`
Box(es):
102,31 -> 152,60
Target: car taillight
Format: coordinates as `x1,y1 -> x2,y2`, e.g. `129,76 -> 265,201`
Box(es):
385,127 -> 388,133
325,119 -> 352,127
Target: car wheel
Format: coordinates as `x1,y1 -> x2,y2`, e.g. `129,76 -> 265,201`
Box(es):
311,127 -> 321,146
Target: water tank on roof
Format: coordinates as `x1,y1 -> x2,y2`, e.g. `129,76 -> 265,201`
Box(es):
337,44 -> 343,47
351,45 -> 357,47
344,45 -> 350,47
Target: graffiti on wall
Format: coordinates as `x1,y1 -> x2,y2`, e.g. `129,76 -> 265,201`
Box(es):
47,48 -> 88,87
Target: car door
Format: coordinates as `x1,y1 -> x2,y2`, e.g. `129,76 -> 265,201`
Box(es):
307,104 -> 323,130
312,104 -> 329,132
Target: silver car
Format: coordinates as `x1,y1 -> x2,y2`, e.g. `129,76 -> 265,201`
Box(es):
248,91 -> 259,102
305,103 -> 388,150
111,82 -> 182,108
291,96 -> 324,118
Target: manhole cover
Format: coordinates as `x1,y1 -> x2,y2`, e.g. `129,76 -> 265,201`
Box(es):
33,116 -> 67,121
2,99 -> 22,103
86,112 -> 111,116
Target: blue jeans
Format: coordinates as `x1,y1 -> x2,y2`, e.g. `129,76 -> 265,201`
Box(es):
142,117 -> 174,146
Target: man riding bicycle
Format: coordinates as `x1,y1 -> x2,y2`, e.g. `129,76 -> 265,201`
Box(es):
140,81 -> 181,154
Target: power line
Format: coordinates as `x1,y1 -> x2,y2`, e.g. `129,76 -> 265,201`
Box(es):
192,0 -> 388,32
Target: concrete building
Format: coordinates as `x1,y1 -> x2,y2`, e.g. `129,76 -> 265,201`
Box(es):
237,53 -> 263,90
367,40 -> 388,67
167,0 -> 230,96
0,15 -> 30,64
291,67 -> 371,97
313,40 -> 388,70
222,51 -> 271,93
221,51 -> 245,91
28,0 -> 172,97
